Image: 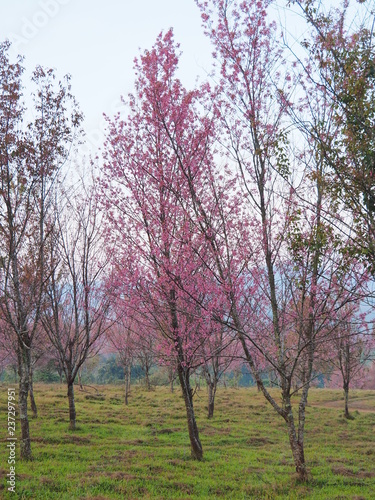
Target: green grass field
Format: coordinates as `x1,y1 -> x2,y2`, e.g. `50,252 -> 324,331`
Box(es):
1,384 -> 375,499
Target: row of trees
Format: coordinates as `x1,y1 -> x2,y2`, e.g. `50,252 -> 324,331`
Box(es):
1,0 -> 374,482
0,39 -> 115,453
100,0 -> 375,479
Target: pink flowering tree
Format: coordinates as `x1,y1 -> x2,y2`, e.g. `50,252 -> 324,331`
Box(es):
192,0 -> 371,481
198,322 -> 240,418
131,308 -> 157,391
326,305 -> 374,418
101,30 -> 225,460
106,301 -> 145,404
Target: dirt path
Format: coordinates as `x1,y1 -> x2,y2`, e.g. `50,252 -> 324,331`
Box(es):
310,395 -> 375,413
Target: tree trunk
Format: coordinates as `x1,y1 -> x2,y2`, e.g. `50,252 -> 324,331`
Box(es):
29,364 -> 38,418
195,376 -> 201,392
145,363 -> 151,391
204,369 -> 217,419
169,288 -> 202,460
78,369 -> 83,390
124,365 -> 131,405
18,343 -> 32,460
285,397 -> 308,482
177,364 -> 203,460
67,382 -> 76,430
57,360 -> 64,384
288,430 -> 308,482
168,366 -> 174,393
207,381 -> 215,419
344,382 -> 350,419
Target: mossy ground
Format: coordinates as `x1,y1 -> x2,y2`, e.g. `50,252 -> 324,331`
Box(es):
0,384 -> 374,499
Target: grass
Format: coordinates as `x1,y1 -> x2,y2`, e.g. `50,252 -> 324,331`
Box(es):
0,383 -> 375,499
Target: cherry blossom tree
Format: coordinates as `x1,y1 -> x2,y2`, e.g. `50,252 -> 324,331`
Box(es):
101,30 -> 224,460
192,0 -> 371,480
199,324 -> 239,418
0,41 -> 82,459
41,179 -> 112,430
106,307 -> 139,405
327,306 -> 374,418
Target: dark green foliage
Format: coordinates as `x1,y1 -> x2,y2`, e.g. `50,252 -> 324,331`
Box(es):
97,356 -> 125,384
34,361 -> 62,383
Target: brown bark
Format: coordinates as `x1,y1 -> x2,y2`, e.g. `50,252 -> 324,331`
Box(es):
344,382 -> 350,419
67,382 -> 76,430
18,344 -> 32,460
29,372 -> 38,418
288,431 -> 308,482
124,365 -> 131,405
204,368 -> 217,419
207,381 -> 215,419
169,372 -> 174,393
285,397 -> 308,482
145,362 -> 151,391
177,364 -> 203,460
78,369 -> 83,390
233,304 -> 311,481
169,287 -> 203,460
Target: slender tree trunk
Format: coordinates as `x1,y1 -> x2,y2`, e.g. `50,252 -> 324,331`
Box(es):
343,342 -> 351,418
177,364 -> 203,460
145,362 -> 151,391
18,342 -> 32,460
284,396 -> 308,482
124,365 -> 131,405
344,381 -> 350,419
168,287 -> 203,460
67,382 -> 76,430
58,360 -> 64,384
169,370 -> 174,393
78,369 -> 83,390
29,364 -> 37,418
195,376 -> 201,392
288,426 -> 308,482
204,368 -> 217,419
233,304 -> 311,481
207,381 -> 216,419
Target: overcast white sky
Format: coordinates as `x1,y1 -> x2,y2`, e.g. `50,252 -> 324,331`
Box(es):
1,0 -> 214,152
2,0 -> 352,156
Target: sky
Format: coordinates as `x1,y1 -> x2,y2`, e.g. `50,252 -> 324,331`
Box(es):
2,0 -> 354,156
1,0 -> 214,153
